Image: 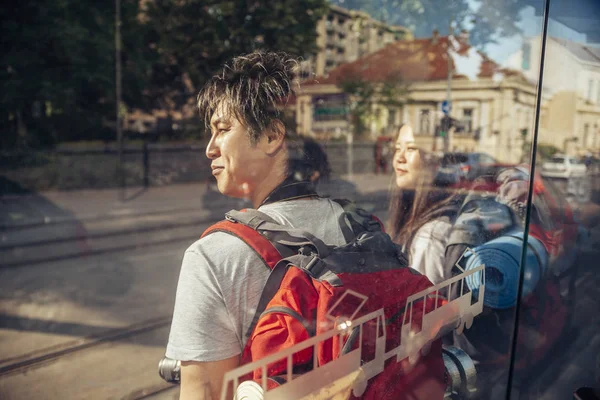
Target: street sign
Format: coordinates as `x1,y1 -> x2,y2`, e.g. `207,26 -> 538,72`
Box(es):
441,101 -> 451,115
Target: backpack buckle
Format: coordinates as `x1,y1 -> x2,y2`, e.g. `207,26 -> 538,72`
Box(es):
304,255 -> 325,277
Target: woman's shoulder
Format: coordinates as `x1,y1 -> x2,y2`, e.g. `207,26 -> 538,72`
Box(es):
414,216 -> 454,240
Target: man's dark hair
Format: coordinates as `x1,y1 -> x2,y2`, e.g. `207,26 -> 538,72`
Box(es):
197,51 -> 298,144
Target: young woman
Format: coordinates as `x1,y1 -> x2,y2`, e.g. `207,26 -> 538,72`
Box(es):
387,124 -> 461,284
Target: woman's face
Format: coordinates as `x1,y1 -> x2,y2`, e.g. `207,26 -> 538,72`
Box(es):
393,125 -> 422,189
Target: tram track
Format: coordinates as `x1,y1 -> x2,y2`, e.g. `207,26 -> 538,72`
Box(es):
0,316 -> 171,378
0,212 -> 219,269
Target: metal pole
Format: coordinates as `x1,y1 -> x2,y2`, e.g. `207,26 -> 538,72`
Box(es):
444,20 -> 453,153
347,126 -> 354,178
143,141 -> 149,188
116,0 -> 124,200
346,98 -> 354,178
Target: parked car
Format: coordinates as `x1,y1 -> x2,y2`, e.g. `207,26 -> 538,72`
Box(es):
541,154 -> 587,179
433,152 -> 497,187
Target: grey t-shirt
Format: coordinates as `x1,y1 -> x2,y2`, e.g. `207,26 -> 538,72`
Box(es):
166,197 -> 347,362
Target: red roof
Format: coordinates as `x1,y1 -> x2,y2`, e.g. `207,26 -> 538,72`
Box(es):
308,35 -> 520,85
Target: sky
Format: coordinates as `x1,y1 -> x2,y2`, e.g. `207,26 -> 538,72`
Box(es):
482,4 -> 587,68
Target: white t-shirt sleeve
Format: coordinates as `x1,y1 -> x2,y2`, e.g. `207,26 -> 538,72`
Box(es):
409,218 -> 453,285
166,244 -> 239,361
165,232 -> 269,362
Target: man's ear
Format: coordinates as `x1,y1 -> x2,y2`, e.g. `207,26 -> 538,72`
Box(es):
262,120 -> 286,155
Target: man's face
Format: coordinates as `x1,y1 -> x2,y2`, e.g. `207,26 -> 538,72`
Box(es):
206,107 -> 271,200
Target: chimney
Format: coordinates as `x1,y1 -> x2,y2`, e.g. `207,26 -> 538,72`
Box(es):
432,29 -> 440,44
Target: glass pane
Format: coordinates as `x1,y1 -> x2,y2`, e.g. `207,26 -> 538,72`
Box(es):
0,0 -> 549,399
510,0 -> 600,398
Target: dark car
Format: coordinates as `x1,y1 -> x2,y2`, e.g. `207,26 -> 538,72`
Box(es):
433,152 -> 497,187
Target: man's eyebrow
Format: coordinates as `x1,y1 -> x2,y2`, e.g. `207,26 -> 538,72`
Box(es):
210,117 -> 232,128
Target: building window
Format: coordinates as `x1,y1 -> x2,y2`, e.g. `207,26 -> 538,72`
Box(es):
588,79 -> 594,100
584,123 -> 590,147
418,109 -> 430,135
462,108 -> 474,133
387,108 -> 396,129
312,94 -> 347,122
522,42 -> 531,71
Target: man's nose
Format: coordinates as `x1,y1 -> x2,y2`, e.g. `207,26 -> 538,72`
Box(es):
205,135 -> 219,159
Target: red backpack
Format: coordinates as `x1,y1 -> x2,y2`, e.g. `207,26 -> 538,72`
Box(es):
202,202 -> 446,400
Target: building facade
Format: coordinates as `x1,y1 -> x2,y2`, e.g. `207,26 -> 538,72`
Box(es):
296,33 -> 538,164
303,5 -> 411,78
508,36 -> 600,155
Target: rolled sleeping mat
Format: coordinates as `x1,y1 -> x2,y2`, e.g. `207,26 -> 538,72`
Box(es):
236,380 -> 265,400
463,229 -> 549,309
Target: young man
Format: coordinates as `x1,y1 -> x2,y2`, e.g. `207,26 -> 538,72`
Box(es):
165,51 -> 347,400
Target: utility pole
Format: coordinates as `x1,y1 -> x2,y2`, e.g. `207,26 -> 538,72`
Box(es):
346,97 -> 354,178
444,19 -> 454,153
115,0 -> 124,200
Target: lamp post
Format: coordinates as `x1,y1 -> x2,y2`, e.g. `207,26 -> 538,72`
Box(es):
115,0 -> 124,200
444,20 -> 454,153
346,97 -> 355,178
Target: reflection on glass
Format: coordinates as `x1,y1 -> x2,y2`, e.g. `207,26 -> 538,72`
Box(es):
511,0 -> 600,399
11,0 -> 600,398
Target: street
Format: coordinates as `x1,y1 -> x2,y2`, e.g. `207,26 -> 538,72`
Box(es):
0,173 -> 598,399
0,174 -> 390,399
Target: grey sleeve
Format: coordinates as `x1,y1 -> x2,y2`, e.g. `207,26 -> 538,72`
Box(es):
165,232 -> 270,362
409,219 -> 453,285
165,239 -> 241,362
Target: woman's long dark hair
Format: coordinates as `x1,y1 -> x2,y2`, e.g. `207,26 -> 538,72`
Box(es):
387,126 -> 461,250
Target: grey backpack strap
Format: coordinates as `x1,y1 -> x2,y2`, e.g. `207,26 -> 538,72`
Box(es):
226,209 -> 278,229
225,209 -> 331,258
245,257 -> 290,338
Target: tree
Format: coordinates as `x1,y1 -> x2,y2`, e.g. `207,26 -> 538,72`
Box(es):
143,0 -> 329,113
329,0 -> 526,48
338,73 -> 409,137
1,0 -> 149,149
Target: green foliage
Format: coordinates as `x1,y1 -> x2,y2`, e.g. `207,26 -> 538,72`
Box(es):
143,0 -> 329,107
537,143 -> 561,160
1,0 -> 327,149
1,0 -> 150,149
338,73 -> 408,136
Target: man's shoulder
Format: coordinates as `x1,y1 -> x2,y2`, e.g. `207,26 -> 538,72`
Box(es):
188,229 -> 255,260
259,197 -> 347,246
260,197 -> 344,216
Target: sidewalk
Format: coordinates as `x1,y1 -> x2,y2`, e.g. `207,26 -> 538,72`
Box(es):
1,173 -> 393,267
4,173 -> 393,227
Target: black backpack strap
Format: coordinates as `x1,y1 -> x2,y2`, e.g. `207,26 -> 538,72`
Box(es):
333,199 -> 383,242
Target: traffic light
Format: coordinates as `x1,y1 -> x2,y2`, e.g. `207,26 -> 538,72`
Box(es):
440,116 -> 451,138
